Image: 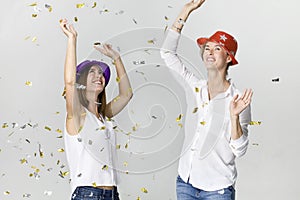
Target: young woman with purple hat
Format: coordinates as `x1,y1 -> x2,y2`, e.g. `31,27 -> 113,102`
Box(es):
60,19 -> 132,200
161,0 -> 253,199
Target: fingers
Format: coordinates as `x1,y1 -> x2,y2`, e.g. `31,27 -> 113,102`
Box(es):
232,94 -> 239,103
241,89 -> 253,105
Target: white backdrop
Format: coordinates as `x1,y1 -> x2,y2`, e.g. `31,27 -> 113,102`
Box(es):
1,0 -> 300,199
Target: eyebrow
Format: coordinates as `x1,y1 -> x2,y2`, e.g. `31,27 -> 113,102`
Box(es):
204,44 -> 223,48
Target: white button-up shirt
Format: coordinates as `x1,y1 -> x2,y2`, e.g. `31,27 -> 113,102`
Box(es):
160,29 -> 251,191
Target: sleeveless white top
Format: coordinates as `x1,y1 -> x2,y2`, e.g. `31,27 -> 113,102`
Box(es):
64,108 -> 118,194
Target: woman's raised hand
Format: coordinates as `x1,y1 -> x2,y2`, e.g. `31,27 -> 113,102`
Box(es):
94,43 -> 120,60
184,0 -> 206,13
59,19 -> 77,39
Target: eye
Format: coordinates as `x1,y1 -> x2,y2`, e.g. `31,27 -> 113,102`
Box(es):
215,46 -> 221,51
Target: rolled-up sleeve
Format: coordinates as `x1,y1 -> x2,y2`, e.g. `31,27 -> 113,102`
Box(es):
160,29 -> 198,84
229,105 -> 251,157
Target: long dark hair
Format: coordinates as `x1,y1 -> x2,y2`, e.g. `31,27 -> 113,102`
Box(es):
76,65 -> 107,117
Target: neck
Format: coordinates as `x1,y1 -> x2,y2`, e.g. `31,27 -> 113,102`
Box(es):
85,91 -> 100,116
207,70 -> 229,100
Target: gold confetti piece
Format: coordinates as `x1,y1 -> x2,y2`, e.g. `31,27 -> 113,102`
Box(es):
41,163 -> 45,167
44,126 -> 51,131
133,18 -> 137,24
202,102 -> 208,108
23,193 -> 31,198
76,3 -> 85,8
178,123 -> 183,128
55,111 -> 60,114
125,170 -> 129,174
57,148 -> 64,152
102,165 -> 108,170
147,39 -> 155,44
252,143 -> 259,146
24,35 -> 31,40
45,4 -> 52,12
92,182 -> 97,187
116,144 -> 121,149
113,96 -> 120,102
74,17 -> 78,22
94,42 -> 101,45
32,36 -> 37,42
29,3 -> 37,6
192,107 -> 198,113
57,160 -> 60,165
176,114 -> 183,122
25,139 -> 30,143
92,2 -> 97,8
77,173 -> 82,177
99,126 -> 106,130
116,77 -> 120,83
2,123 -> 8,128
141,187 -> 148,193
59,170 -> 69,177
35,168 -> 40,173
56,129 -> 62,134
32,14 -> 38,18
195,87 -> 200,92
78,126 -> 83,133
62,87 -> 66,97
125,143 -> 129,149
200,121 -> 206,125
25,81 -> 32,86
249,121 -> 261,125
164,25 -> 168,33
57,136 -> 63,139
164,16 -> 169,20
137,197 -> 141,200
20,158 -> 27,164
4,191 -> 10,195
123,161 -> 128,167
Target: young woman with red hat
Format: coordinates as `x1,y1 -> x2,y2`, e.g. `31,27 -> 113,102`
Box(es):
60,19 -> 132,200
161,0 -> 253,199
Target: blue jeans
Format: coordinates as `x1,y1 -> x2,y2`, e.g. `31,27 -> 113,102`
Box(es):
176,176 -> 235,200
71,186 -> 120,200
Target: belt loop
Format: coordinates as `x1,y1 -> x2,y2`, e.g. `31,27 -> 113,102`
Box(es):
112,187 -> 114,200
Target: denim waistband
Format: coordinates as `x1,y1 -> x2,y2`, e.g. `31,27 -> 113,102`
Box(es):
72,186 -> 119,199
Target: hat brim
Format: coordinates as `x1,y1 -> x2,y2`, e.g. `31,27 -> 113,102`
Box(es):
196,38 -> 238,66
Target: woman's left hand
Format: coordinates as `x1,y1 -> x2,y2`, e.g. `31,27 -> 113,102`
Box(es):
230,89 -> 253,117
94,43 -> 120,60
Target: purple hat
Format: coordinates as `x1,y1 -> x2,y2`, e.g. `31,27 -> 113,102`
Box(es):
76,60 -> 111,86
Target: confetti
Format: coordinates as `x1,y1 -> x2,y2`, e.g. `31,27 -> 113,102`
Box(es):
62,87 -> 66,97
2,123 -> 8,128
76,3 -> 85,8
32,14 -> 38,18
77,138 -> 82,142
252,143 -> 259,146
23,193 -> 31,198
178,123 -> 183,128
113,96 -> 120,102
94,42 -> 101,45
176,114 -> 183,122
92,182 -> 97,187
57,136 -> 63,139
192,107 -> 198,113
116,144 -> 121,149
132,18 -> 137,24
29,3 -> 37,6
200,121 -> 206,125
20,158 -> 28,164
44,126 -> 51,131
195,87 -> 200,92
32,36 -> 37,42
44,191 -> 52,196
56,128 -> 62,134
164,25 -> 168,33
77,173 -> 82,177
116,77 -> 120,83
25,81 -> 32,86
78,126 -> 83,133
123,161 -> 128,167
202,102 -> 208,108
45,4 -> 52,12
102,165 -> 108,170
164,16 -> 169,20
57,148 -> 65,152
74,17 -> 78,22
4,191 -> 10,195
92,2 -> 97,8
137,197 -> 141,200
272,77 -> 280,82
125,143 -> 129,149
88,140 -> 93,145
24,35 -> 31,40
25,139 -> 31,143
59,171 -> 69,178
249,121 -> 261,125
141,187 -> 148,193
147,39 -> 156,44
133,61 -> 145,65
39,144 -> 44,158
151,115 -> 157,119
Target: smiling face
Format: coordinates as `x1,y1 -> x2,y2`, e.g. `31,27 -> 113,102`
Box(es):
85,65 -> 106,95
202,41 -> 232,72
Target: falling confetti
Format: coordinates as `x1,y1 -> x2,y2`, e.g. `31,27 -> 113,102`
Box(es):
123,161 -> 128,167
56,128 -> 62,134
74,16 -> 78,22
92,182 -> 97,187
4,191 -> 10,195
113,96 -> 121,102
195,87 -> 200,92
45,4 -> 52,12
2,123 -> 8,128
23,193 -> 31,198
32,36 -> 37,42
176,114 -> 183,122
252,143 -> 259,146
137,197 -> 141,200
25,81 -> 32,86
29,3 -> 37,6
39,144 -> 44,158
44,126 -> 51,131
76,3 -> 85,8
200,121 -> 206,125
147,39 -> 156,44
272,77 -> 280,82
116,144 -> 121,149
44,191 -> 52,196
249,121 -> 262,125
125,143 -> 129,149
151,115 -> 157,119
102,165 -> 108,170
164,16 -> 169,20
92,2 -> 97,8
32,14 -> 38,18
178,123 -> 183,128
132,18 -> 137,24
133,60 -> 146,65
116,77 -> 120,83
94,42 -> 101,45
192,107 -> 198,113
57,148 -> 65,152
202,102 -> 208,108
59,170 -> 69,178
141,187 -> 148,193
20,158 -> 28,164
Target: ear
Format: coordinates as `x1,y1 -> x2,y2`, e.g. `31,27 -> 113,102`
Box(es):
226,55 -> 232,64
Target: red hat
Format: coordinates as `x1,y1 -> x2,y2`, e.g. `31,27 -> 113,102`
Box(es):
196,31 -> 238,66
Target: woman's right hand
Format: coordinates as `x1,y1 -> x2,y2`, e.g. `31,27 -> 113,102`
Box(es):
60,19 -> 77,39
184,0 -> 206,13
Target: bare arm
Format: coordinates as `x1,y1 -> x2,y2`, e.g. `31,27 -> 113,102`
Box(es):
60,19 -> 81,135
94,44 -> 133,118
